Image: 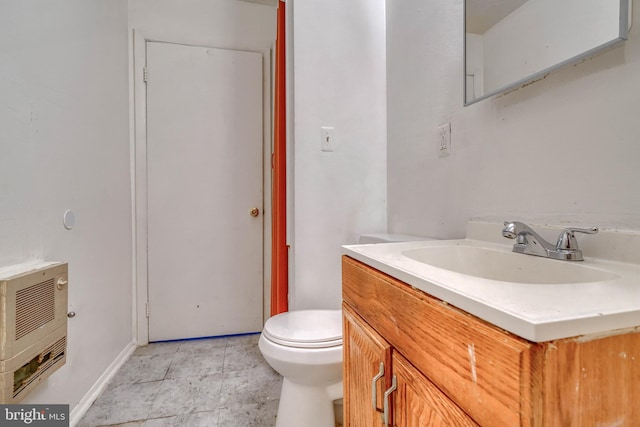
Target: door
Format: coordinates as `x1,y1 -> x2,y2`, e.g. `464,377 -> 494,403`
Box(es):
146,41 -> 264,342
343,304 -> 392,426
392,352 -> 479,427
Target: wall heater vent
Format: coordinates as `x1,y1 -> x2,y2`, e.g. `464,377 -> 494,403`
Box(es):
16,278 -> 56,340
0,263 -> 68,403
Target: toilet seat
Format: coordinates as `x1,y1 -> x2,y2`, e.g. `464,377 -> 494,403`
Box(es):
262,310 -> 342,349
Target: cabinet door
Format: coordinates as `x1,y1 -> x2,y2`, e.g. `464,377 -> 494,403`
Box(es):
343,304 -> 392,427
393,352 -> 479,427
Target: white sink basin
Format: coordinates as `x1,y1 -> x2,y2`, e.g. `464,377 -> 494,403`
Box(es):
402,244 -> 620,284
342,221 -> 640,342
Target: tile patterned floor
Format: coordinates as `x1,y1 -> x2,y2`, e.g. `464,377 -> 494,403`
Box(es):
77,334 -> 282,427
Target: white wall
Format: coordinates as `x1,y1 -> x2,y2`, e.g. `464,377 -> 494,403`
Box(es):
0,0 -> 133,411
387,0 -> 640,238
290,0 -> 388,310
129,0 -> 276,51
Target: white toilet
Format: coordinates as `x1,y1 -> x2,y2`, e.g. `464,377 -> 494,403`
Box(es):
259,309 -> 343,427
259,233 -> 431,427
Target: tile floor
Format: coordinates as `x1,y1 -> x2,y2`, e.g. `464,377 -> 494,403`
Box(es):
77,334 -> 283,427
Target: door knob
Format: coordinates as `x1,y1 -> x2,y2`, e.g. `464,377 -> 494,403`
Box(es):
250,207 -> 260,217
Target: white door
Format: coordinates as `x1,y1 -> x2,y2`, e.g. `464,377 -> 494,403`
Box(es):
146,41 -> 264,342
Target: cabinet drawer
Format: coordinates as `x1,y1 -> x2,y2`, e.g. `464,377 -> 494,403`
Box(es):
343,256 -> 542,427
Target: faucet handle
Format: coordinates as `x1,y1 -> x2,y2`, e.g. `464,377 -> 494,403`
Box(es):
556,227 -> 599,251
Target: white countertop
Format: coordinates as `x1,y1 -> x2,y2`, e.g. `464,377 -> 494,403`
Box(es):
343,229 -> 640,342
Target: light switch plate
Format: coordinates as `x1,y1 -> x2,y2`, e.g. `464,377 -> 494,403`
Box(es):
321,126 -> 335,152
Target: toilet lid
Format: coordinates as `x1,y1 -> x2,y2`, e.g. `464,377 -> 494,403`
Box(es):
263,310 -> 343,349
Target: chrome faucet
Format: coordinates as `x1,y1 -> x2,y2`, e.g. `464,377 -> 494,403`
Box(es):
502,221 -> 598,261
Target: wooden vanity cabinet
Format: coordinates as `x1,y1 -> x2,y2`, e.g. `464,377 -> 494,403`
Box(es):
342,255 -> 640,427
344,305 -> 478,427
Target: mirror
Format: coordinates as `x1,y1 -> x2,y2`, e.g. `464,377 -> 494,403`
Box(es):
464,0 -> 631,105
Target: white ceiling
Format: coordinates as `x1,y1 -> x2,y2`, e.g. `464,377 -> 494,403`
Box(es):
466,0 -> 529,34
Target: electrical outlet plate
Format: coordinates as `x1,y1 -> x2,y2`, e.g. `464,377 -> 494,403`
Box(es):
437,122 -> 451,158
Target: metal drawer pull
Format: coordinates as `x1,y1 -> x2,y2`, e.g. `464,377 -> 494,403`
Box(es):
383,375 -> 397,427
371,362 -> 385,410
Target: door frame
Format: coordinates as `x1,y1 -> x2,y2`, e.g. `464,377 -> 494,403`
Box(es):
131,30 -> 273,345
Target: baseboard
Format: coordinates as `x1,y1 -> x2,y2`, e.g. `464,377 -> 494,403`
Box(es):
69,340 -> 137,427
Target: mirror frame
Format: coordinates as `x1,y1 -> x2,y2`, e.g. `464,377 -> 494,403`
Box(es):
464,0 -> 631,106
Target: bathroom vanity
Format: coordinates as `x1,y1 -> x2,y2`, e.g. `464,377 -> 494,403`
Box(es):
342,222 -> 640,426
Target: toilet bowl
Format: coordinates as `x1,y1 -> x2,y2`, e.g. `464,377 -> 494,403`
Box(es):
259,310 -> 343,427
260,233 -> 431,426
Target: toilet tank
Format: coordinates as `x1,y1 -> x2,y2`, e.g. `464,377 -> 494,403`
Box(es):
358,233 -> 433,244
